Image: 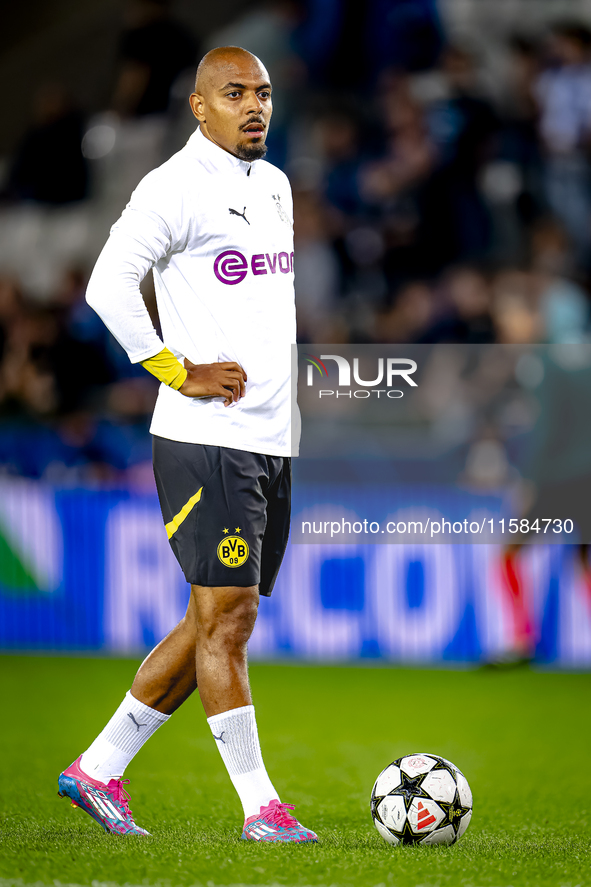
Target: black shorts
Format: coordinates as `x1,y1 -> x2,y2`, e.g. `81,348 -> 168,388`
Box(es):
152,437 -> 291,596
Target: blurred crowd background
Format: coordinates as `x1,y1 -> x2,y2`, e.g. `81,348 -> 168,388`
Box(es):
2,0 -> 591,484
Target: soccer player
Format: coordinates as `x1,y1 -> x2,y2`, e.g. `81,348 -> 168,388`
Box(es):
57,46 -> 316,844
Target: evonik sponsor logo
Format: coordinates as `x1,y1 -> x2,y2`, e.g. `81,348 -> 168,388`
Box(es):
214,249 -> 294,285
303,353 -> 418,399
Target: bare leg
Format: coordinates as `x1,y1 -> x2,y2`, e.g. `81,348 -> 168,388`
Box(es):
130,597 -> 198,715
191,584 -> 259,717
130,584 -> 258,716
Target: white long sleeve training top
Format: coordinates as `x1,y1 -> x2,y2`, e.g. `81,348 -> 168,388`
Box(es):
86,126 -> 298,457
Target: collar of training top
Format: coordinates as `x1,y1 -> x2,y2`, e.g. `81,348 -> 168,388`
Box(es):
186,126 -> 256,176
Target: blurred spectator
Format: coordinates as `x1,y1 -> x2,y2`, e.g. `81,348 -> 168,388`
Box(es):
316,112 -> 367,217
360,74 -> 435,208
374,280 -> 434,343
538,274 -> 590,343
535,22 -> 591,262
356,74 -> 435,286
422,266 -> 495,343
500,36 -> 544,225
529,219 -> 590,343
0,302 -> 113,418
0,267 -> 158,482
420,46 -> 498,270
0,278 -> 23,365
491,270 -> 542,344
303,0 -> 443,88
112,0 -> 197,118
7,84 -> 88,204
366,0 -> 444,79
293,190 -> 344,342
529,216 -> 574,276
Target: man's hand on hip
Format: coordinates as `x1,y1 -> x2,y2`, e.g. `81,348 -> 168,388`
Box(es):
179,359 -> 247,406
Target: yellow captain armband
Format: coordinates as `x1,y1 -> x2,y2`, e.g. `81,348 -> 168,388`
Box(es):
141,347 -> 188,390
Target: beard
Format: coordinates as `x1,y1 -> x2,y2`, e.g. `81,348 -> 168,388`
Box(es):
234,141 -> 268,161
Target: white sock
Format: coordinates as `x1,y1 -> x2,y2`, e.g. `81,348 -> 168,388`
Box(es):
207,704 -> 279,819
80,691 -> 170,782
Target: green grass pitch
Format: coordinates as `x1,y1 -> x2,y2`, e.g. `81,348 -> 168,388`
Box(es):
0,655 -> 590,887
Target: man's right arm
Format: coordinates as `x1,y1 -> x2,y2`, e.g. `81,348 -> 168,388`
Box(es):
85,175 -> 246,405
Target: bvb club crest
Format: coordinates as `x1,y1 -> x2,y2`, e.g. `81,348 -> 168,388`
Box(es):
272,194 -> 292,228
217,528 -> 249,567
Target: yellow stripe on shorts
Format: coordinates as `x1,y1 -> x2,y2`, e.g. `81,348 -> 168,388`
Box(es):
165,487 -> 203,539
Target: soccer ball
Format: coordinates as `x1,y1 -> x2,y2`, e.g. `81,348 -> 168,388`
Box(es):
371,752 -> 472,846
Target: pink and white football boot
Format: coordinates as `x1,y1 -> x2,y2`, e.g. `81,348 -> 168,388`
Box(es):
241,799 -> 317,842
58,756 -> 149,836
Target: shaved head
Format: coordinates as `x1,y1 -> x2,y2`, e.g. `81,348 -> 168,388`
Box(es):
195,46 -> 268,94
190,46 -> 273,162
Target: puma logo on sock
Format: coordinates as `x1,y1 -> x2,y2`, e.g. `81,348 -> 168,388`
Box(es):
127,712 -> 148,732
213,731 -> 226,743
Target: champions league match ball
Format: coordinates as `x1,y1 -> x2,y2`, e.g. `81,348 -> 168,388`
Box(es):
371,753 -> 473,846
